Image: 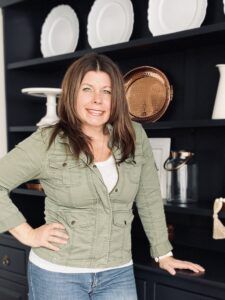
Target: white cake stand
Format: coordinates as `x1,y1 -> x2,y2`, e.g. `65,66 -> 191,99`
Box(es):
21,87 -> 62,127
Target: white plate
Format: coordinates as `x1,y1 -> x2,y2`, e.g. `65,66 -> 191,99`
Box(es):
87,0 -> 134,48
40,5 -> 79,57
149,138 -> 171,199
148,0 -> 208,36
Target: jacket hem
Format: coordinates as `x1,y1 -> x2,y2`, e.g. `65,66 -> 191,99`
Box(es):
32,247 -> 133,269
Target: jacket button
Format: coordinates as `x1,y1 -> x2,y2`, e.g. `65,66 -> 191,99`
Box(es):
62,162 -> 67,167
115,188 -> 118,192
71,220 -> 76,225
93,165 -> 97,168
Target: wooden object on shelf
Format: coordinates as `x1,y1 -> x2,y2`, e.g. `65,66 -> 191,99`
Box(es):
25,182 -> 43,192
213,197 -> 225,239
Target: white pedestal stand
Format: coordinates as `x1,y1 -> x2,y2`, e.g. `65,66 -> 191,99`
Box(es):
21,87 -> 62,127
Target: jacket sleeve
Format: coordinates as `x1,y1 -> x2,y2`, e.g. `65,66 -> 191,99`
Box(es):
0,129 -> 47,233
135,125 -> 173,258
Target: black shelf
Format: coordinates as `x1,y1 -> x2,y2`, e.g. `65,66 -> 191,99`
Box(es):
7,22 -> 225,71
142,119 -> 225,129
9,126 -> 37,132
164,201 -> 225,219
11,188 -> 45,197
8,120 -> 225,133
0,0 -> 24,7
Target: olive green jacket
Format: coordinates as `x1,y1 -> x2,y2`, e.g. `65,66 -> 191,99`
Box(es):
0,122 -> 172,268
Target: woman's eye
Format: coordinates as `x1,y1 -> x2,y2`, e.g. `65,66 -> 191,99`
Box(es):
83,87 -> 92,92
103,90 -> 111,95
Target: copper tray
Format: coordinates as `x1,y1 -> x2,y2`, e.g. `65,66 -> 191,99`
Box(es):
124,66 -> 173,122
26,183 -> 43,191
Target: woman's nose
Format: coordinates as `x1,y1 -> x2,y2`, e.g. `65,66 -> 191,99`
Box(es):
93,91 -> 102,104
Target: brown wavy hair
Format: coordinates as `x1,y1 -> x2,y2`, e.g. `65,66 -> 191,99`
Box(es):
48,53 -> 135,164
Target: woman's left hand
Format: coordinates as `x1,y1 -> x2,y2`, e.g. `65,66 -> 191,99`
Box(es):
159,256 -> 205,276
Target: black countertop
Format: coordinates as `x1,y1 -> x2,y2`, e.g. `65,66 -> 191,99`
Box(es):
133,245 -> 225,288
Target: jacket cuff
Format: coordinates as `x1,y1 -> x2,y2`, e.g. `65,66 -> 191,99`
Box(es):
0,212 -> 26,233
150,240 -> 173,258
154,251 -> 173,262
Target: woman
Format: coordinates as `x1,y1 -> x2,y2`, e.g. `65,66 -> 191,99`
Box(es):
0,53 -> 204,299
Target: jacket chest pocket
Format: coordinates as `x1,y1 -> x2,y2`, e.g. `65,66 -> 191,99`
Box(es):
48,158 -> 82,186
123,155 -> 145,184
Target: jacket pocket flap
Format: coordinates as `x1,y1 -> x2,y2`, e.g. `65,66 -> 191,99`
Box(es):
49,159 -> 78,169
113,212 -> 134,227
66,213 -> 95,228
124,155 -> 145,166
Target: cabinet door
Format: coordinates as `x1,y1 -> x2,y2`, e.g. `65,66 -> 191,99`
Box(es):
155,283 -> 219,300
136,278 -> 148,300
0,285 -> 26,300
0,277 -> 27,300
0,244 -> 27,276
135,270 -> 149,300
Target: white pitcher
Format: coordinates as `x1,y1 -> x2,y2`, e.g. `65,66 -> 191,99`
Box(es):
212,64 -> 225,119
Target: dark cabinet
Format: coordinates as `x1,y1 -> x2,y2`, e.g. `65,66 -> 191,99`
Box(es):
135,274 -> 149,300
0,281 -> 27,300
134,264 -> 225,300
154,284 -> 217,300
0,234 -> 29,300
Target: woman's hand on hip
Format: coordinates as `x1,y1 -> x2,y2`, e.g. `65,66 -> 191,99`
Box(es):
159,256 -> 205,276
28,223 -> 69,251
9,222 -> 69,251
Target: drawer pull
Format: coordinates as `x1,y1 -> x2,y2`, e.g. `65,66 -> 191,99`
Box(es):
2,255 -> 10,266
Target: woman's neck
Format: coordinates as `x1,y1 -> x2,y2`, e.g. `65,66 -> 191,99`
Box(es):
82,125 -> 106,141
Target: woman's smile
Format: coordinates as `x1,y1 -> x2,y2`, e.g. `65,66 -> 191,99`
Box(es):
86,108 -> 105,116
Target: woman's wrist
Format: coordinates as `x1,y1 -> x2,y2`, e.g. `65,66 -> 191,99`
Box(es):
9,222 -> 34,246
154,251 -> 173,262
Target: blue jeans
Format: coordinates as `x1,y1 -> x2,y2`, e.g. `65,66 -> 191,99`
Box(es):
28,261 -> 138,300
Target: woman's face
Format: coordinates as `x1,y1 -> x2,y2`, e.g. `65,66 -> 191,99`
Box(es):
76,71 -> 112,132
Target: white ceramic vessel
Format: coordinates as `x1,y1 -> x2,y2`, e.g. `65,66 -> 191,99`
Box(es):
212,65 -> 225,119
21,87 -> 62,127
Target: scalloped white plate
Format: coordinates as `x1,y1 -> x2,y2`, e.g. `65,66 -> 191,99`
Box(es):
87,0 -> 134,48
148,0 -> 208,36
40,5 -> 79,57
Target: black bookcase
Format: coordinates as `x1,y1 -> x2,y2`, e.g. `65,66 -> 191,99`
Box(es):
1,0 -> 225,299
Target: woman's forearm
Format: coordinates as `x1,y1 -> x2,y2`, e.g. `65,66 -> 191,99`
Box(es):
9,222 -> 34,246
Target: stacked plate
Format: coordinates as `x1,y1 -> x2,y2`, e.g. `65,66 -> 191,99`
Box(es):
124,66 -> 173,122
87,0 -> 134,48
148,0 -> 208,36
40,5 -> 79,57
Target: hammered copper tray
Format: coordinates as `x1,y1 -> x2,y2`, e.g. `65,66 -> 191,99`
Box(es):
124,66 -> 173,122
